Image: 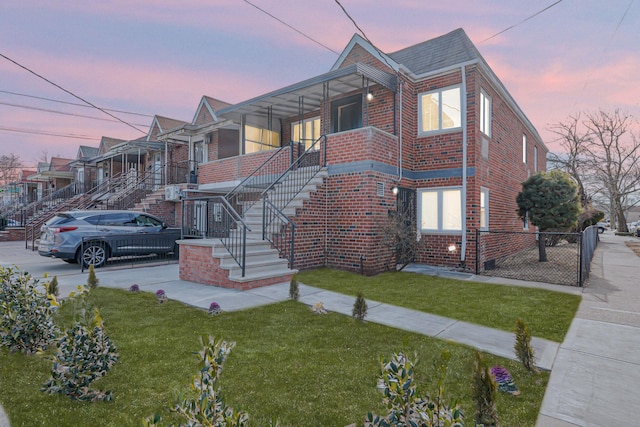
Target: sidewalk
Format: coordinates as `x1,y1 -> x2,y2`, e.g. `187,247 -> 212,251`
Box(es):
536,232 -> 640,426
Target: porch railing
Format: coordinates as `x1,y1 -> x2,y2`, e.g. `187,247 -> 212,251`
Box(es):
181,194 -> 250,277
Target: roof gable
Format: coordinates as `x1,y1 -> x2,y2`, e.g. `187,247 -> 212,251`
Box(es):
331,33 -> 400,72
76,145 -> 99,159
192,96 -> 232,126
49,157 -> 73,172
147,115 -> 187,140
98,137 -> 126,155
388,28 -> 480,76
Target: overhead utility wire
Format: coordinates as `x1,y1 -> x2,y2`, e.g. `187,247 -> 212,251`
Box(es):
242,0 -> 339,55
0,52 -> 146,134
0,100 -> 149,127
0,89 -> 154,118
479,0 -> 564,44
333,0 -> 396,71
0,125 -> 98,140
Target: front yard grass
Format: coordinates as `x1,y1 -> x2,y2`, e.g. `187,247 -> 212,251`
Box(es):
296,268 -> 581,343
0,287 -> 549,426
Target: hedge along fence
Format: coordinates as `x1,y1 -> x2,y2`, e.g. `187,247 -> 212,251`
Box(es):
475,225 -> 599,287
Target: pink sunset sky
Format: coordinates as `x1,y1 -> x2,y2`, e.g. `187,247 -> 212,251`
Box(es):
1,0 -> 638,168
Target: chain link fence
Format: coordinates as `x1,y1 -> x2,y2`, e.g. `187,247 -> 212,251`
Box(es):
475,226 -> 599,286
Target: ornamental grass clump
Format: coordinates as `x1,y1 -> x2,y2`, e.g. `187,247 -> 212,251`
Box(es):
352,292 -> 368,321
0,266 -> 59,354
514,318 -> 537,372
289,276 -> 299,301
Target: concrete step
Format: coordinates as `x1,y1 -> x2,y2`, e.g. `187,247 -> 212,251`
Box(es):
228,265 -> 298,283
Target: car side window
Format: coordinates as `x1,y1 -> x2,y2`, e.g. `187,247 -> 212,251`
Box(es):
134,214 -> 162,227
84,215 -> 103,225
99,213 -> 136,226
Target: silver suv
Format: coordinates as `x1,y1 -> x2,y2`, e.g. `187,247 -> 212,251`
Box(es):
38,210 -> 181,267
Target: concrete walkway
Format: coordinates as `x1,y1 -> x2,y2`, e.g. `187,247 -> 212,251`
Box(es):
536,232 -> 640,426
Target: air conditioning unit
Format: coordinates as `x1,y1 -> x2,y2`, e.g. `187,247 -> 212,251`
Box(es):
164,185 -> 181,202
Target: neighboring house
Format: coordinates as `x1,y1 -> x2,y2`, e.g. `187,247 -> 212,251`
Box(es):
158,28 -> 547,287
28,157 -> 75,195
69,145 -> 99,193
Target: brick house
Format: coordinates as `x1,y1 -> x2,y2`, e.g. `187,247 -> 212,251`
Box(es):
158,28 -> 546,288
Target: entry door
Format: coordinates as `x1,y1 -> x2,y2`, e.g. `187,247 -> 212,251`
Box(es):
153,153 -> 162,189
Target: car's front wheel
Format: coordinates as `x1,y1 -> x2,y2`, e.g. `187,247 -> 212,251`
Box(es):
78,242 -> 108,268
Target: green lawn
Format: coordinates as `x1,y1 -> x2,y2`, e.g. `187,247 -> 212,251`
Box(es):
0,287 -> 549,427
296,268 -> 581,343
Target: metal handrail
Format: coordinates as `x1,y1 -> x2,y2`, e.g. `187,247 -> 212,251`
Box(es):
181,193 -> 251,277
262,198 -> 295,269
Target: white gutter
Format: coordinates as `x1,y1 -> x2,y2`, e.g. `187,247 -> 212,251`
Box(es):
398,78 -> 403,181
461,65 -> 468,263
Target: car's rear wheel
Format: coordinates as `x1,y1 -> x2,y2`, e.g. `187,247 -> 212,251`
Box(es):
78,242 -> 108,268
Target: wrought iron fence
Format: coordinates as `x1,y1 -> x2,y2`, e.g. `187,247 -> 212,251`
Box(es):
475,226 -> 599,286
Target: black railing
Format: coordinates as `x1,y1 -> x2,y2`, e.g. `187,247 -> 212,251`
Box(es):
262,199 -> 295,269
167,160 -> 198,185
103,166 -> 163,211
181,194 -> 249,277
259,136 -> 326,269
225,143 -> 292,217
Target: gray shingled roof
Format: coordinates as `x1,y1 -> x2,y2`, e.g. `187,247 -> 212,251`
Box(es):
389,28 -> 481,75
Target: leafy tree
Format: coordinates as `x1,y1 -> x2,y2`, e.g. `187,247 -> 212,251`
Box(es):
516,170 -> 581,262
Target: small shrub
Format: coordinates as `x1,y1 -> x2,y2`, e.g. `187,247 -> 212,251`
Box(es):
289,276 -> 299,301
87,265 -> 99,289
352,292 -> 368,321
47,276 -> 60,297
365,351 -> 464,426
0,266 -> 59,354
42,308 -> 118,401
514,318 -> 537,372
472,351 -> 499,427
208,302 -> 222,316
156,289 -> 167,304
144,335 -> 248,427
311,302 -> 327,314
129,284 -> 139,292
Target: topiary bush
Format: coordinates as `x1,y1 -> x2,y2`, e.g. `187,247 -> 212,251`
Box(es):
514,318 -> 537,372
144,335 -> 249,427
289,276 -> 299,301
365,351 -> 464,426
0,266 -> 59,354
87,264 -> 99,289
472,351 -> 499,427
352,292 -> 368,321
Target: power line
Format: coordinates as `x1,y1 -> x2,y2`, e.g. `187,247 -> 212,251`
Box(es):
0,52 -> 147,134
241,0 -> 340,55
0,125 -> 99,141
0,100 -> 150,127
479,0 -> 565,44
0,89 -> 154,118
333,0 -> 396,71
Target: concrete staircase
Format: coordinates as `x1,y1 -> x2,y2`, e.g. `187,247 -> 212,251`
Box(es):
133,187 -> 165,212
200,168 -> 327,287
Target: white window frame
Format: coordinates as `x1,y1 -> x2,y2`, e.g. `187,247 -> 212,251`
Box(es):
522,134 -> 527,164
480,90 -> 491,137
418,85 -> 462,135
291,116 -> 321,150
417,186 -> 463,233
523,211 -> 530,231
480,187 -> 489,230
534,146 -> 538,171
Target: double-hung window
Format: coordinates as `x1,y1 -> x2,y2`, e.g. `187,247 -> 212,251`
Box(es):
480,90 -> 491,137
418,187 -> 462,233
522,134 -> 527,163
418,86 -> 462,134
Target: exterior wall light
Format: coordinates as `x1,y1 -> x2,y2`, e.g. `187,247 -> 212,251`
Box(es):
366,92 -> 374,101
448,244 -> 457,252
391,186 -> 399,195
